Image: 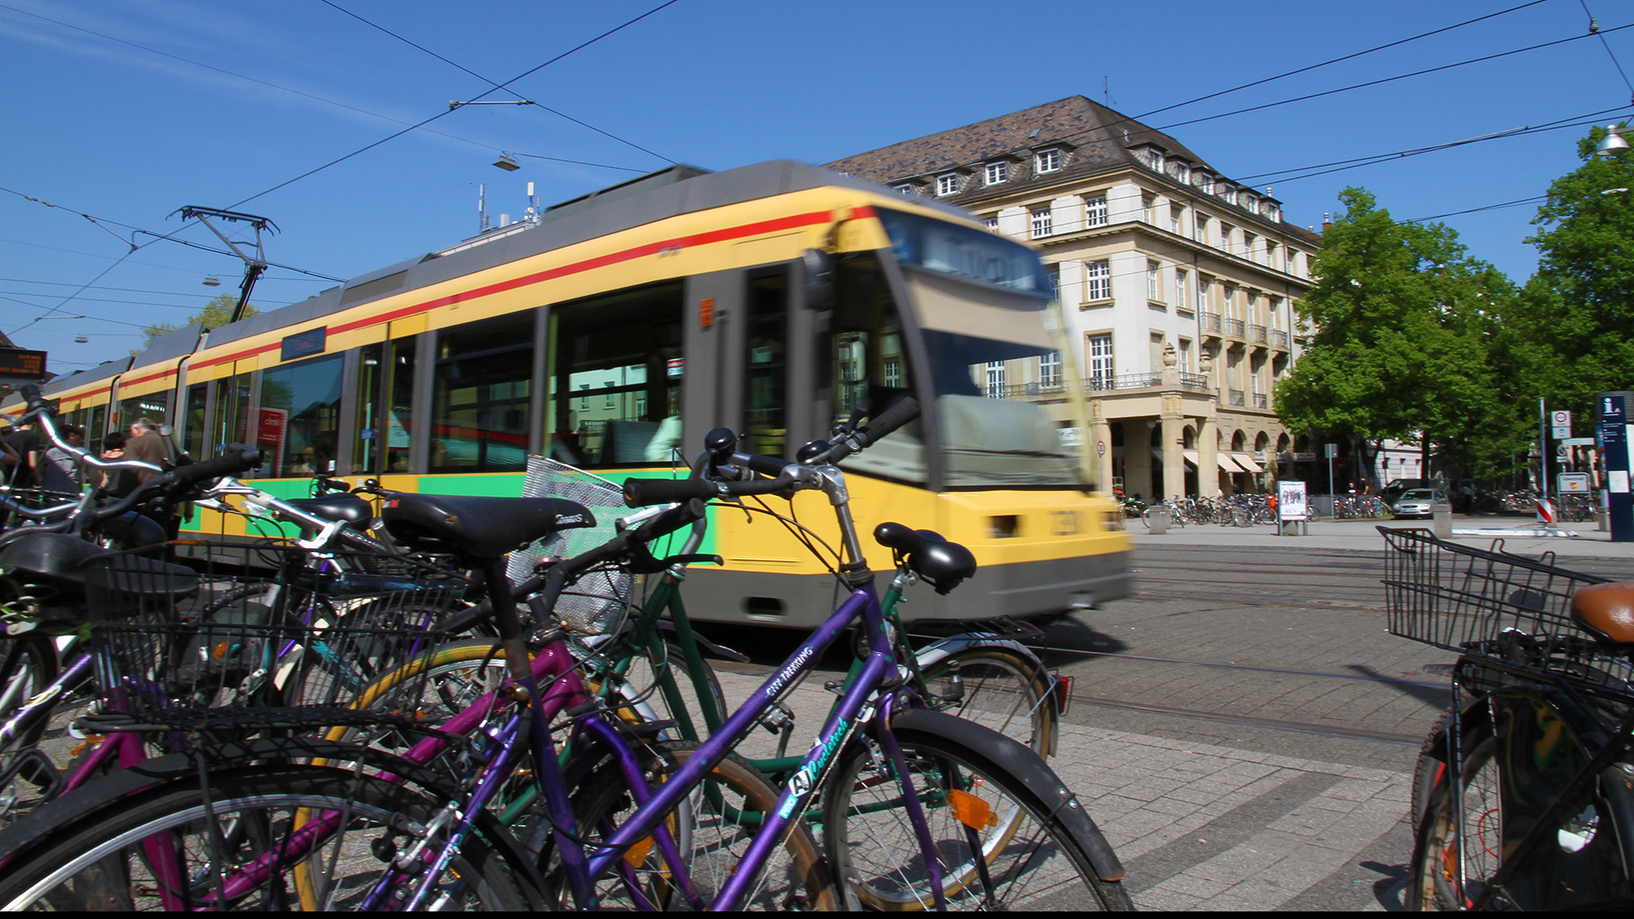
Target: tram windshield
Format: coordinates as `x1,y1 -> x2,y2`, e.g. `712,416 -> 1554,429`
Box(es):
840,208 -> 1082,489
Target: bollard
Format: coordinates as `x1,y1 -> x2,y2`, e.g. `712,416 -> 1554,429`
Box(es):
1144,505 -> 1171,535
1432,499 -> 1453,539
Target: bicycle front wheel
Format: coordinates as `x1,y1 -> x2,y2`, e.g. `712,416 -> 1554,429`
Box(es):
822,718 -> 1130,911
0,764 -> 532,910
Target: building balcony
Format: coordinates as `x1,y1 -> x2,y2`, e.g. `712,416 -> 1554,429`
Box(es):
1249,323 -> 1268,344
1224,318 -> 1246,338
982,372 -> 1215,400
1270,329 -> 1290,350
1227,388 -> 1246,407
1199,311 -> 1223,340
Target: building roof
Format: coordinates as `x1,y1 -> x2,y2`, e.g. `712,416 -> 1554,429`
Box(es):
826,95 -> 1321,246
826,97 -> 1207,198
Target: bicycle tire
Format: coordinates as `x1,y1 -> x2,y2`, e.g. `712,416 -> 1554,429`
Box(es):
586,638 -> 728,741
918,646 -> 1055,757
0,764 -> 533,910
1408,709 -> 1451,827
0,633 -> 58,821
1406,720 -> 1502,910
0,632 -> 56,762
822,713 -> 1131,911
549,741 -> 839,910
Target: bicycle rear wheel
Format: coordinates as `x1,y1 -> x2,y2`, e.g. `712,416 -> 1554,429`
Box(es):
918,646 -> 1054,757
822,713 -> 1130,911
0,764 -> 532,910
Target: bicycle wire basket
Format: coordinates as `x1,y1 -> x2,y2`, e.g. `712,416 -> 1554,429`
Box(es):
1381,527 -> 1611,653
82,550 -> 465,737
507,455 -> 637,636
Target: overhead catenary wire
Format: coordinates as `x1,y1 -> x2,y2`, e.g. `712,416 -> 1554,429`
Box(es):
318,0 -> 676,166
226,0 -> 685,211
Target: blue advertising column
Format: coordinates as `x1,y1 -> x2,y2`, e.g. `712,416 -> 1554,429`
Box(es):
1598,391 -> 1634,542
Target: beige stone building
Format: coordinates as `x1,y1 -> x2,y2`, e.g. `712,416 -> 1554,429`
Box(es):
826,96 -> 1323,500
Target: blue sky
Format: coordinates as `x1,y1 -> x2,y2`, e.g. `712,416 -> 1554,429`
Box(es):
3,0 -> 1630,374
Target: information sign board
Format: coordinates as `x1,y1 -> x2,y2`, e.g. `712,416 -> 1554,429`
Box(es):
1278,480 -> 1308,522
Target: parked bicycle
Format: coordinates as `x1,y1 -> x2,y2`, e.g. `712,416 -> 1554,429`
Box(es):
0,399 -> 1130,911
1382,526 -> 1634,909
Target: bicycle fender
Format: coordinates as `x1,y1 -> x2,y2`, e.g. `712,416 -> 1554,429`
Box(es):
887,708 -> 1124,883
912,635 -> 1039,670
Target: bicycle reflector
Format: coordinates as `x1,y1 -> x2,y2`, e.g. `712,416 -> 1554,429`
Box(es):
1054,675 -> 1074,716
948,789 -> 997,830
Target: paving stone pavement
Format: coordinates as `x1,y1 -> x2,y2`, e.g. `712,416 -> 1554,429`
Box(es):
711,664 -> 1412,911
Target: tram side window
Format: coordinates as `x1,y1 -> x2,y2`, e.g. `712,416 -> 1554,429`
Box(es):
744,273 -> 787,457
548,283 -> 682,467
183,384 -> 207,460
259,353 -> 343,477
828,256 -> 923,483
117,392 -> 171,433
830,257 -> 913,426
386,337 -> 416,473
85,404 -> 107,456
354,343 -> 383,474
212,374 -> 251,460
431,319 -> 532,474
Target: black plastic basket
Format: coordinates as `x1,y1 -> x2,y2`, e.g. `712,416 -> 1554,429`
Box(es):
1380,527 -> 1611,652
82,551 -> 465,734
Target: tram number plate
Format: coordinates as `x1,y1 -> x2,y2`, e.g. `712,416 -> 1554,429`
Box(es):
1049,510 -> 1082,536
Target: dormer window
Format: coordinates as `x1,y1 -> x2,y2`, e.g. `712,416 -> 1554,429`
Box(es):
892,183 -> 914,196
936,173 -> 959,196
984,162 -> 1008,185
1035,149 -> 1061,173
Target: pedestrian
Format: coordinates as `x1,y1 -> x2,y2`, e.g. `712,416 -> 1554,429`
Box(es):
38,424 -> 91,494
99,431 -> 134,496
3,419 -> 41,487
124,417 -> 170,482
124,417 -> 181,556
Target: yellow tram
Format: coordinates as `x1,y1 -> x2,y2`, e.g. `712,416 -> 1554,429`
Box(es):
21,161 -> 1130,626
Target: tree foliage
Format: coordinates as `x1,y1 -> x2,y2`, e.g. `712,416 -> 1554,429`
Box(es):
1274,188 -> 1519,475
1512,126 -> 1634,417
138,292 -> 259,351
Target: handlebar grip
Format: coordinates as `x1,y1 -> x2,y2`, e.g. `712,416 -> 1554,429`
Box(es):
167,447 -> 264,491
22,384 -> 43,412
741,453 -> 790,477
631,498 -> 709,544
855,396 -> 920,447
623,477 -> 716,507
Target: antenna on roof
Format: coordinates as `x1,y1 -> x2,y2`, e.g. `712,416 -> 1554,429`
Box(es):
1103,77 -> 1116,107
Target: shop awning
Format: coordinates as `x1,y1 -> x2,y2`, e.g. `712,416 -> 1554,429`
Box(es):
1233,453 -> 1265,473
1217,454 -> 1244,473
1182,449 -> 1200,469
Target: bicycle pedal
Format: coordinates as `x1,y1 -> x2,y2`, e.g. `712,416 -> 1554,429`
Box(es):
758,702 -> 794,733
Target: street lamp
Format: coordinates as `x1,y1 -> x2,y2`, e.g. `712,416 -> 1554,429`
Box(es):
493,153 -> 521,172
1595,124 -> 1629,157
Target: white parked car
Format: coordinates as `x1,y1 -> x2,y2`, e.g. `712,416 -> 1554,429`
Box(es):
1392,489 -> 1446,519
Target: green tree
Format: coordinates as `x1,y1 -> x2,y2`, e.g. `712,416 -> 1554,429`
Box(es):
1514,125 -> 1634,418
138,292 -> 260,351
1274,188 -> 1519,480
